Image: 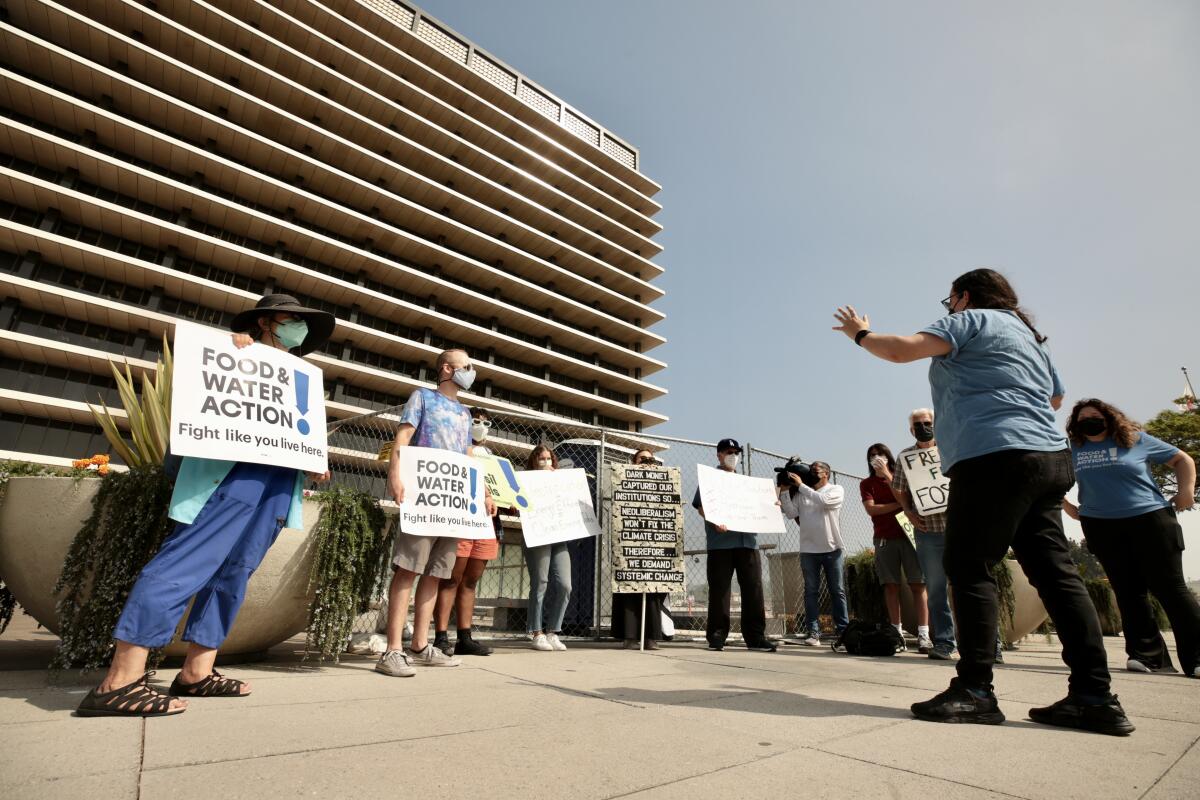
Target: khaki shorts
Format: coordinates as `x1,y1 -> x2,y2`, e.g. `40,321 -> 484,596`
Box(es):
392,533 -> 458,579
874,536 -> 924,585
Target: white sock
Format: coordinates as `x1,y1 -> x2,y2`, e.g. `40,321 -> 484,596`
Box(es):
894,623 -> 903,635
918,625 -> 929,638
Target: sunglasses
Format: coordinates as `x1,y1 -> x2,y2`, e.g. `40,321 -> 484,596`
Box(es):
940,293 -> 958,313
633,457 -> 661,466
472,419 -> 492,427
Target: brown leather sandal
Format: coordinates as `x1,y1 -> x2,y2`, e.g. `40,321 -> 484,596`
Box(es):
77,673 -> 186,717
169,669 -> 250,698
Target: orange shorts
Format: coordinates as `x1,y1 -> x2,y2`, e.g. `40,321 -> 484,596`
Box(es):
456,536 -> 499,561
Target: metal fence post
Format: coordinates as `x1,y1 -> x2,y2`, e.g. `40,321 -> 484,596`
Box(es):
593,427 -> 607,640
744,442 -> 751,475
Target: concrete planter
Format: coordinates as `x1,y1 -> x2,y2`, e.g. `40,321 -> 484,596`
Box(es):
0,476 -> 318,657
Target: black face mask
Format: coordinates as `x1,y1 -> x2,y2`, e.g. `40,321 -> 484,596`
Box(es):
913,422 -> 935,442
1077,418 -> 1107,437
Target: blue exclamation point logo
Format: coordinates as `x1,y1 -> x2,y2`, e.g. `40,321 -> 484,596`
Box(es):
294,371 -> 310,435
498,459 -> 529,508
469,467 -> 478,514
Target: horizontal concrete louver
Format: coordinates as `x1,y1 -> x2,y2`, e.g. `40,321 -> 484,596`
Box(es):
469,52 -> 518,94
415,17 -> 469,64
364,0 -> 415,31
518,81 -> 561,121
563,109 -> 600,147
602,135 -> 637,171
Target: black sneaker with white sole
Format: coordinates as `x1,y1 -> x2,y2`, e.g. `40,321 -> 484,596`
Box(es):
744,638 -> 778,653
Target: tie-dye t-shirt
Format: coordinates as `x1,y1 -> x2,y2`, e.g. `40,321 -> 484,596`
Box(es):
399,388 -> 471,454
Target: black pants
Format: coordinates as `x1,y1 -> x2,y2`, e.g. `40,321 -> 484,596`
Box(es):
1082,507 -> 1200,674
706,547 -> 766,644
612,593 -> 665,644
944,449 -> 1110,697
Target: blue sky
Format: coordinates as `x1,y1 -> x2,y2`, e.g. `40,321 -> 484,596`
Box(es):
418,1 -> 1200,573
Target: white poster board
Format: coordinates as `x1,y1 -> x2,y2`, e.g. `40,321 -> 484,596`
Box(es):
899,446 -> 950,515
696,465 -> 785,534
518,468 -> 601,548
170,322 -> 328,473
397,446 -> 494,539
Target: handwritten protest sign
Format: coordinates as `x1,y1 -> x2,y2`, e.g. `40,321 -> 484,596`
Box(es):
610,463 -> 684,594
397,446 -> 493,539
899,446 -> 950,515
696,465 -> 785,534
474,453 -> 529,510
518,468 -> 601,548
170,322 -> 328,472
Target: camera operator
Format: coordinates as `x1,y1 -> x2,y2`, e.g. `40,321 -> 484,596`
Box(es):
777,458 -> 849,646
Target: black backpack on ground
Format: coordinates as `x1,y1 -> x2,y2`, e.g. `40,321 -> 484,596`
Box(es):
833,620 -> 902,656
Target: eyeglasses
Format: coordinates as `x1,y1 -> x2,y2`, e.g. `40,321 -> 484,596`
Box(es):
940,293 -> 958,313
633,458 -> 661,466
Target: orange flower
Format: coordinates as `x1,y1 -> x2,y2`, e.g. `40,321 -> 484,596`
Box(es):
97,464 -> 111,475
91,454 -> 110,465
72,459 -> 90,469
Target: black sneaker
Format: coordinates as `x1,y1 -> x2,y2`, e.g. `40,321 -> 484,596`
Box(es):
744,638 -> 778,653
911,678 -> 1005,725
706,638 -> 725,651
453,632 -> 493,657
1028,694 -> 1135,736
432,634 -> 453,657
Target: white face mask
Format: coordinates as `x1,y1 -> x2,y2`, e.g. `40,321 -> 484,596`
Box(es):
471,422 -> 489,443
721,453 -> 740,470
451,367 -> 476,391
538,458 -> 553,470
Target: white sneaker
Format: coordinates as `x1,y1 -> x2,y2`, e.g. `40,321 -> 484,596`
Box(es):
1126,658 -> 1152,673
407,643 -> 461,667
802,633 -> 821,647
375,649 -> 416,677
917,633 -> 934,654
531,633 -> 554,651
546,633 -> 568,651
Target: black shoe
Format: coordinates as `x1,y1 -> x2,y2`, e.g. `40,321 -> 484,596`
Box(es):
433,633 -> 453,657
706,638 -> 725,651
911,678 -> 1005,725
745,638 -> 777,653
453,632 -> 493,657
1028,694 -> 1135,736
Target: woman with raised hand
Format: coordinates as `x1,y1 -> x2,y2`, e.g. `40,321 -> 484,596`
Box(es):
1063,398 -> 1198,677
833,268 -> 1134,736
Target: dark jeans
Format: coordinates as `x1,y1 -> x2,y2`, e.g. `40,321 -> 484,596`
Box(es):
800,549 -> 849,635
1082,507 -> 1200,674
944,449 -> 1110,697
706,547 -> 767,644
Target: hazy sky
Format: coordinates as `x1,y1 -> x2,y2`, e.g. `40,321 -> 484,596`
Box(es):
417,1 -> 1199,575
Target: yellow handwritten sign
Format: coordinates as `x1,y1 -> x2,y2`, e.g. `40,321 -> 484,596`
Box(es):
474,453 -> 529,510
377,442 -> 394,462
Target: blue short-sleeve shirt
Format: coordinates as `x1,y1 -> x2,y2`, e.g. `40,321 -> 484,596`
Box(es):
1072,432 -> 1179,519
922,309 -> 1067,472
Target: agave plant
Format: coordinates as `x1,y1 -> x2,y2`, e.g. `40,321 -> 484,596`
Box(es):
88,334 -> 173,468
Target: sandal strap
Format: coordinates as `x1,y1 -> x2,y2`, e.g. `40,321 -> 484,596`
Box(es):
92,676 -> 172,713
175,669 -> 246,697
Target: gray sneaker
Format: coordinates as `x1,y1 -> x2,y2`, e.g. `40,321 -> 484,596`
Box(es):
376,649 -> 416,678
929,645 -> 958,661
408,643 -> 462,667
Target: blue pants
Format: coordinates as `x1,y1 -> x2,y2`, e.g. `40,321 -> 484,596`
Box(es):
801,549 -> 850,636
113,463 -> 296,650
524,543 -> 572,634
915,531 -> 956,651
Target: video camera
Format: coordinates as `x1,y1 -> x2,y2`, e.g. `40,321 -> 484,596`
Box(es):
774,457 -> 820,488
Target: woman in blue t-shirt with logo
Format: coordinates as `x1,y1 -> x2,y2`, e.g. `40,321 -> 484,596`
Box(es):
1062,399 -> 1198,678
834,268 -> 1133,736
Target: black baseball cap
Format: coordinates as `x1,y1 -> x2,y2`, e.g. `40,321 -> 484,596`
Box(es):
716,438 -> 742,453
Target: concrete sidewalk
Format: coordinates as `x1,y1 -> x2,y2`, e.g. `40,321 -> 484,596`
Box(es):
1,615 -> 1197,799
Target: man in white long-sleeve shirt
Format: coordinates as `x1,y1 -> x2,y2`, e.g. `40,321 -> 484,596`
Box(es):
778,459 -> 850,646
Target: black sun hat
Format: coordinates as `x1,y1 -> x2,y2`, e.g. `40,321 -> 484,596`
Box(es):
230,294 -> 336,356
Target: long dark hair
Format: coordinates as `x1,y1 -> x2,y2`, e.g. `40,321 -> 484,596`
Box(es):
866,443 -> 896,476
525,445 -> 558,470
952,268 -> 1047,344
1066,398 -> 1140,449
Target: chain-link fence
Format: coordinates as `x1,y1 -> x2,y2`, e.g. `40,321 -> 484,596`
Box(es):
325,405 -> 876,642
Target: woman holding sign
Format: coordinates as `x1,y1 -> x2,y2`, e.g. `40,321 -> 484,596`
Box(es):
522,446 -> 572,652
834,269 -> 1134,736
1063,399 -> 1198,678
78,294 -> 333,717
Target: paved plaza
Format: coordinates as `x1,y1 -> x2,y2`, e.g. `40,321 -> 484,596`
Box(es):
1,614 -> 1197,800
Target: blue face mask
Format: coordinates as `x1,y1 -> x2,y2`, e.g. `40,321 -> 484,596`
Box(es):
273,319 -> 308,349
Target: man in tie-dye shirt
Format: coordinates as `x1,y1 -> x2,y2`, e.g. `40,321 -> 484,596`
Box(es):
377,348 -> 494,677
